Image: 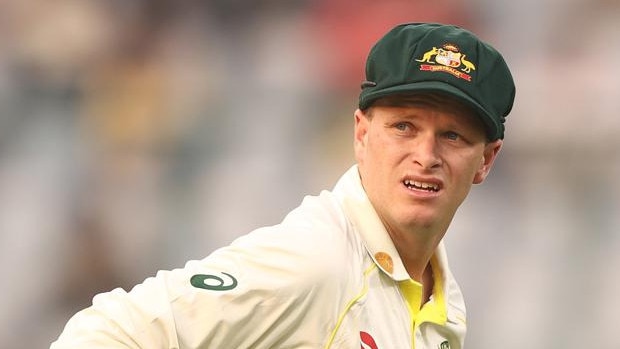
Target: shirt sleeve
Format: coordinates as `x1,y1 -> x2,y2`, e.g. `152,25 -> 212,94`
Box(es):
50,204 -> 352,348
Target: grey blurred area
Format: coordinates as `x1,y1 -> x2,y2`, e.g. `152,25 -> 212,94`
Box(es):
0,0 -> 618,348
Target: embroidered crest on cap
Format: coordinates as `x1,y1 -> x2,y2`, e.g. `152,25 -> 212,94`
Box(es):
415,43 -> 476,81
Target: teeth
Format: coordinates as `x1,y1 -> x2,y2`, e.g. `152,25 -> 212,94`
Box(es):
404,179 -> 439,191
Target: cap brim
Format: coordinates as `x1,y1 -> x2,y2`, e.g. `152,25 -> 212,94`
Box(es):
359,81 -> 500,140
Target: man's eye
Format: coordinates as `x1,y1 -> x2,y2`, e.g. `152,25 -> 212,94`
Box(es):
445,131 -> 460,140
394,122 -> 410,131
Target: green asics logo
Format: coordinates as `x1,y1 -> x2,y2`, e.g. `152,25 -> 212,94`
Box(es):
191,272 -> 238,291
438,340 -> 450,349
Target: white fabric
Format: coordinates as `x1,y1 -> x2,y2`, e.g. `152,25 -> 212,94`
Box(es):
51,165 -> 466,349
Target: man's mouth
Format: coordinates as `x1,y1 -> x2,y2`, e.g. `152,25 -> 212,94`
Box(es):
403,179 -> 440,192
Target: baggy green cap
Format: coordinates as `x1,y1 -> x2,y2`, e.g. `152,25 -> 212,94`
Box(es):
359,23 -> 516,140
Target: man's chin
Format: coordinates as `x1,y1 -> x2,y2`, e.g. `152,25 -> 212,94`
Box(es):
395,210 -> 440,232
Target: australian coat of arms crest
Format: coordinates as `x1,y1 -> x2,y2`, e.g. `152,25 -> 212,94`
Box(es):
415,43 -> 475,81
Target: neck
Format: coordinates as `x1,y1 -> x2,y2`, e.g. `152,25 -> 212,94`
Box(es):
385,223 -> 446,281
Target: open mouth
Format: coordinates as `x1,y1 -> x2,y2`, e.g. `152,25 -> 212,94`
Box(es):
403,179 -> 440,192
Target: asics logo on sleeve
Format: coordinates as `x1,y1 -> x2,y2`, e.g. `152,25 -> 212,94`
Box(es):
191,272 -> 238,291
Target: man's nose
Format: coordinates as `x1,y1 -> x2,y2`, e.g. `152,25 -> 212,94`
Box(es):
412,135 -> 442,169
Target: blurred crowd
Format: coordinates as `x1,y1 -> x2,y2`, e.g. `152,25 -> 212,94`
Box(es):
0,1 -> 619,348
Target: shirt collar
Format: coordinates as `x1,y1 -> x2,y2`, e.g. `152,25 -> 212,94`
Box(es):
333,165 -> 411,281
333,165 -> 460,323
333,165 -> 451,281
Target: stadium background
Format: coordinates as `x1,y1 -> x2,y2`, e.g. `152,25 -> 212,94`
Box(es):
1,0 -> 619,348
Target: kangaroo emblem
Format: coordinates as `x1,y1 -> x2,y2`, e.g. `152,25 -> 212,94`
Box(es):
416,43 -> 475,82
415,47 -> 438,63
460,54 -> 475,73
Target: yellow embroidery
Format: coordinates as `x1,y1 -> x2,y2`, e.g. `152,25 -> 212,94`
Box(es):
374,252 -> 394,274
415,43 -> 476,81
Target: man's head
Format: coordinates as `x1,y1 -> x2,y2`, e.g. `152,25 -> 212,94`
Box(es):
359,23 -> 515,141
354,93 -> 502,235
354,23 -> 514,236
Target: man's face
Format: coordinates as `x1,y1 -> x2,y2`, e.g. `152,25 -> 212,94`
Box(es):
354,100 -> 502,235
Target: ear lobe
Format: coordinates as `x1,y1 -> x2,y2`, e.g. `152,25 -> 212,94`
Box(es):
473,140 -> 502,184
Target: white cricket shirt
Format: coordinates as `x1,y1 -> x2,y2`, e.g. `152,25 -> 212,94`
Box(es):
51,165 -> 467,349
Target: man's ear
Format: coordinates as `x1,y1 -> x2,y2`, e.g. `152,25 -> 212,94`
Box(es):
473,139 -> 503,184
354,109 -> 370,163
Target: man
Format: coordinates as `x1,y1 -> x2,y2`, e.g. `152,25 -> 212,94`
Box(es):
51,22 -> 515,349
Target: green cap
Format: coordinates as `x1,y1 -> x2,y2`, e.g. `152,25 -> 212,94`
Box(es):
359,23 -> 516,140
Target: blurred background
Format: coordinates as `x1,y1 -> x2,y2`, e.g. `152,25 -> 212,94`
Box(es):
1,0 -> 619,348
